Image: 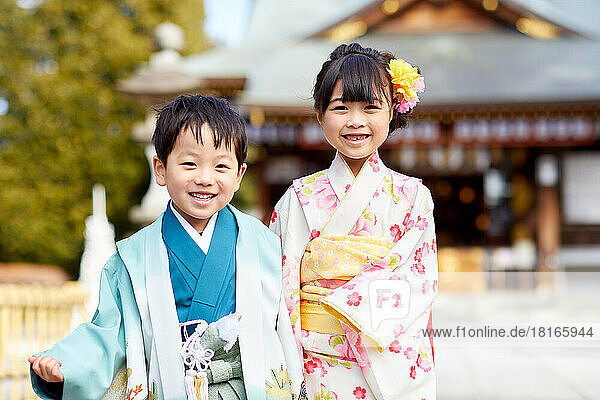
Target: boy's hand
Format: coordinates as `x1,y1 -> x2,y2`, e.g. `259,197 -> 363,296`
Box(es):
29,355 -> 64,383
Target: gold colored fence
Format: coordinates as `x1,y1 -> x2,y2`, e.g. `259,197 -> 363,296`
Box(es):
437,247 -> 488,292
0,282 -> 87,400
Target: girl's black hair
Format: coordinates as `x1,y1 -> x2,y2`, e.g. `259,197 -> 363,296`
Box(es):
313,43 -> 418,132
152,94 -> 247,170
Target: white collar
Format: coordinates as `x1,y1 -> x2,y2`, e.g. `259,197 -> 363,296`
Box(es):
169,202 -> 218,255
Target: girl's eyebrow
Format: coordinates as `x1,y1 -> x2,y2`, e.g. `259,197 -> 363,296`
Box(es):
330,97 -> 343,103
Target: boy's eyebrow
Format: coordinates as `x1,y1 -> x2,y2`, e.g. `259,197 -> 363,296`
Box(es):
178,149 -> 200,157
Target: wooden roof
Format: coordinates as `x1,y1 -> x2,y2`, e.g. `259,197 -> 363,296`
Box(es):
310,0 -> 582,40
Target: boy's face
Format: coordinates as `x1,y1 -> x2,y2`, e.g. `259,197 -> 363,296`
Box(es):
153,124 -> 246,233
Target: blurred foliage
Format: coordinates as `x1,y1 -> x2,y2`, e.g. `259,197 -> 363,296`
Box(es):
0,0 -> 210,277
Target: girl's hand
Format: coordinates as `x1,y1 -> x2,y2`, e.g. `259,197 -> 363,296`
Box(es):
29,355 -> 64,383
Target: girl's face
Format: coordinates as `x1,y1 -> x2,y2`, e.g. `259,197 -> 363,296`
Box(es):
318,79 -> 393,176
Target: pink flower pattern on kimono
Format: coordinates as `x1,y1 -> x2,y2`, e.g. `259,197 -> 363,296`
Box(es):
329,335 -> 355,359
412,241 -> 434,276
403,212 -> 414,230
422,280 -> 431,294
382,174 -> 417,205
411,261 -> 425,276
353,386 -> 367,399
417,353 -> 432,372
388,340 -> 402,353
307,357 -> 328,378
270,210 -> 278,224
394,324 -> 405,338
415,216 -> 428,230
347,292 -> 362,306
368,153 -> 380,173
305,360 -> 318,374
390,224 -> 403,242
397,180 -> 416,204
342,323 -> 371,370
404,347 -> 417,360
410,365 -> 417,380
350,213 -> 377,236
350,264 -> 384,286
296,190 -> 311,206
309,175 -> 339,212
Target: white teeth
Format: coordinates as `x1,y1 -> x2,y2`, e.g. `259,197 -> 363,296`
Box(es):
191,193 -> 214,200
344,135 -> 367,141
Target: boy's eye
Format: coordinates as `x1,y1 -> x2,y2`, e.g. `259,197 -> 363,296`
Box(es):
181,162 -> 196,167
216,164 -> 230,169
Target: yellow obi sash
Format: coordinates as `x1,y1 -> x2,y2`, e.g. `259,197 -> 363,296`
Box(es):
300,235 -> 394,335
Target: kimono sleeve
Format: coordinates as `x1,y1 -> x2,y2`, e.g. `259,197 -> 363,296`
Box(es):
31,254 -> 128,400
275,289 -> 306,399
269,185 -> 293,240
321,183 -> 438,350
269,185 -> 307,345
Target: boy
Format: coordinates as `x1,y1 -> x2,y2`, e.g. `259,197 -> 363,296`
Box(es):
30,95 -> 304,400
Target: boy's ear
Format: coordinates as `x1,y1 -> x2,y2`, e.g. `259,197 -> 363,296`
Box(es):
152,155 -> 167,186
234,163 -> 247,191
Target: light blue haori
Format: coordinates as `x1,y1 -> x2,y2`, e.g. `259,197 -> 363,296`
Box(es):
31,205 -> 304,400
162,205 -> 237,325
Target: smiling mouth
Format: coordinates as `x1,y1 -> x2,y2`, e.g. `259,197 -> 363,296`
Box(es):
190,193 -> 216,201
342,134 -> 370,141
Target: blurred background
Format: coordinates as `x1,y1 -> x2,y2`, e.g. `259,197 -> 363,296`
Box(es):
1,0 -> 599,399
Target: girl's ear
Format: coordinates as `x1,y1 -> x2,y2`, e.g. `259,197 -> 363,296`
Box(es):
315,110 -> 323,126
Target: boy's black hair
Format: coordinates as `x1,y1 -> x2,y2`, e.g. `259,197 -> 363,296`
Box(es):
152,94 -> 247,169
313,43 -> 418,132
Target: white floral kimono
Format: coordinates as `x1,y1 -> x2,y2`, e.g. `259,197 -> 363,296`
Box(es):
270,152 -> 437,400
32,205 -> 304,400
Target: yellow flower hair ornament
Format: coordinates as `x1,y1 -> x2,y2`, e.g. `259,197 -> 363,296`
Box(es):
387,58 -> 425,113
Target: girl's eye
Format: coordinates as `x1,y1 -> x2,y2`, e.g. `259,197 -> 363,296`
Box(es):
332,105 -> 347,111
365,104 -> 380,110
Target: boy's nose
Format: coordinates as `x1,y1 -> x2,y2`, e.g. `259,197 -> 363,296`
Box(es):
193,171 -> 215,185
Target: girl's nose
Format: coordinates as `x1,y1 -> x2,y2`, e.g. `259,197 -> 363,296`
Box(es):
346,112 -> 366,128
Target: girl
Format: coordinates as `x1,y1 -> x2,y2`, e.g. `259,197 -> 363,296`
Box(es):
270,43 -> 438,399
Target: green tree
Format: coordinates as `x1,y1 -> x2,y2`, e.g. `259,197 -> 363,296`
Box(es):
0,0 -> 210,276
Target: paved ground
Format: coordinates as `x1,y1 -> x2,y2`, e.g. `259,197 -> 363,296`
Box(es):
434,272 -> 600,399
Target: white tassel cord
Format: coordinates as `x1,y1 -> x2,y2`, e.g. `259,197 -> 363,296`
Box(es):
179,314 -> 241,400
181,319 -> 213,400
